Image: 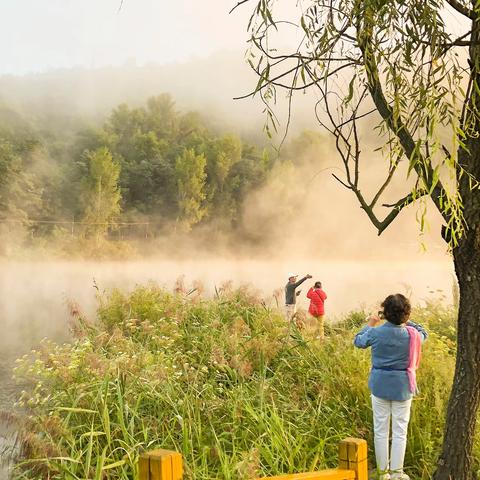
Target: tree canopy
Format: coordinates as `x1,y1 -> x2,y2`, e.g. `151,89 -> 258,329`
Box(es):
0,94 -> 314,253
235,0 -> 476,243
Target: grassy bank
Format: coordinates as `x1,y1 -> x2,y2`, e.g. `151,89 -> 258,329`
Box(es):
8,284 -> 479,479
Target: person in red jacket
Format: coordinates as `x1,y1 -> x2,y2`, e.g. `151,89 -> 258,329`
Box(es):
307,281 -> 327,339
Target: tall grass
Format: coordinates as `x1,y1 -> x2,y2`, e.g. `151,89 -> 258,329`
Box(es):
8,283 -> 479,479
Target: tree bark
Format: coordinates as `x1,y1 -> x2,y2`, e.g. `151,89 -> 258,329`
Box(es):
433,4 -> 480,475
433,151 -> 480,479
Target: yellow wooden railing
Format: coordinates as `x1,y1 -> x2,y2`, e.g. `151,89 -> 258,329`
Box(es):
138,437 -> 368,480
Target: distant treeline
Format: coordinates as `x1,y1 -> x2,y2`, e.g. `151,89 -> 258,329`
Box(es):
0,93 -> 324,254
0,94 -> 264,235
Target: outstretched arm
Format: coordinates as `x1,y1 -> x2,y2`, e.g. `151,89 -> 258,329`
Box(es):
294,275 -> 311,288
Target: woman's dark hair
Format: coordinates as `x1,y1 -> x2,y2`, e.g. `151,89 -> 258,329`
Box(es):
314,281 -> 322,288
381,294 -> 411,325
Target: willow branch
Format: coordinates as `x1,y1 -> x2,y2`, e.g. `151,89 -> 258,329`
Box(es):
229,0 -> 251,14
332,176 -> 416,234
234,58 -> 356,100
382,190 -> 427,209
370,160 -> 400,209
359,25 -> 450,224
445,0 -> 474,19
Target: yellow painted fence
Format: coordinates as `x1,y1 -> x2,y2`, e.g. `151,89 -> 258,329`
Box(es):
138,437 -> 368,480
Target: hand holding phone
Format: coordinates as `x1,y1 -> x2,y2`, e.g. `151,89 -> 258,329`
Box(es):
366,314 -> 381,327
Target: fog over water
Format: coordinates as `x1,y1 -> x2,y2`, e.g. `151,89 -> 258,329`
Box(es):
0,257 -> 453,357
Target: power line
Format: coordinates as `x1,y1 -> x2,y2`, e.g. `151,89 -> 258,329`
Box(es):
0,218 -> 150,226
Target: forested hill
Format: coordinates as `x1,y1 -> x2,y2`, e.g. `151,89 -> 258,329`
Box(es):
0,85 -> 326,258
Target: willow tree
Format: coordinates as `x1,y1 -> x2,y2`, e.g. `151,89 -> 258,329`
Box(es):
232,0 -> 480,478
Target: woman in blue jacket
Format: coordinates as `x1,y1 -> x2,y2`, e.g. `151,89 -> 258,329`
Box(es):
354,294 -> 427,480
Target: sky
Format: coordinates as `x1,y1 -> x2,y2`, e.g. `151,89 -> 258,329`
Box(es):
1,0 -> 255,75
2,1 -> 467,75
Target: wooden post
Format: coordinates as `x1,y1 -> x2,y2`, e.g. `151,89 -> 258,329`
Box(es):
138,449 -> 183,480
338,438 -> 368,480
257,470 -> 355,479
138,438 -> 366,480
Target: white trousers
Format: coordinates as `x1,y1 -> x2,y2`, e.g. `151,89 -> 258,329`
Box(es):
371,394 -> 412,479
284,304 -> 296,320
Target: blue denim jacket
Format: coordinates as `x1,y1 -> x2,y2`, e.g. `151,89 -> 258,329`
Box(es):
354,320 -> 428,401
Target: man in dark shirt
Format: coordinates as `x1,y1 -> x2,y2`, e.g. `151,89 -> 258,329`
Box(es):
284,273 -> 312,320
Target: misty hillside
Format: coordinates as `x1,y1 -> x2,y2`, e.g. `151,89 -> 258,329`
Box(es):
0,52 -> 447,261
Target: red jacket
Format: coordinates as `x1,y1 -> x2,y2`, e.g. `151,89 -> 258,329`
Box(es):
307,287 -> 327,316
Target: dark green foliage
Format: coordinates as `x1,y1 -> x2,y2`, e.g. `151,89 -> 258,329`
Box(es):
0,94 -> 279,250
